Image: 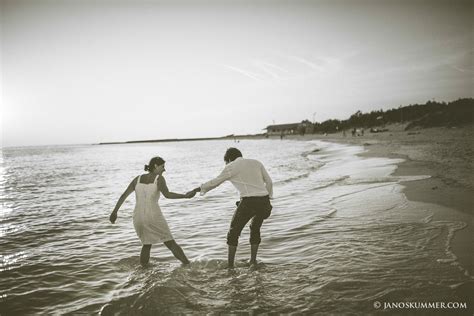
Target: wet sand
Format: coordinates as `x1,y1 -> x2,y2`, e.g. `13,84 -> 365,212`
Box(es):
283,124 -> 474,276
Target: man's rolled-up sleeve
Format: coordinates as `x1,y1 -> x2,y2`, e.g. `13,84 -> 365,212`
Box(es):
200,165 -> 233,195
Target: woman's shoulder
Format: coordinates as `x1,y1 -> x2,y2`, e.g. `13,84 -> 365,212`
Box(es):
157,175 -> 166,182
132,175 -> 141,183
134,174 -> 151,184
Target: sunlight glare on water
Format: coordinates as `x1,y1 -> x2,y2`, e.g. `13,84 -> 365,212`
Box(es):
0,140 -> 471,314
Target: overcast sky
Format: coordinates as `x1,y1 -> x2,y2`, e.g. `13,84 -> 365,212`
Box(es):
1,0 -> 472,147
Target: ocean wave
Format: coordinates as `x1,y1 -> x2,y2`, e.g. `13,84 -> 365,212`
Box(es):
1,140 -> 471,315
274,172 -> 311,185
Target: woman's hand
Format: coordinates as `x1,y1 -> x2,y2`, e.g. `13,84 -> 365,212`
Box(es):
184,190 -> 196,198
109,211 -> 118,224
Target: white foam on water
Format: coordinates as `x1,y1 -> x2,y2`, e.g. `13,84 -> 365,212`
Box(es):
1,140 -> 472,314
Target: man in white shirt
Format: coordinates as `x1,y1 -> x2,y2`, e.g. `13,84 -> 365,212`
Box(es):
193,148 -> 273,268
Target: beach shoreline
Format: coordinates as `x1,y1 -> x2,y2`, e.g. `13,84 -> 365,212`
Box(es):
3,128 -> 473,314
283,124 -> 473,276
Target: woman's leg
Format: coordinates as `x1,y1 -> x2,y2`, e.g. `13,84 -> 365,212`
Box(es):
140,244 -> 152,267
164,240 -> 190,264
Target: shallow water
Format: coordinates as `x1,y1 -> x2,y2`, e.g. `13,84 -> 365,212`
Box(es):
1,139 -> 472,314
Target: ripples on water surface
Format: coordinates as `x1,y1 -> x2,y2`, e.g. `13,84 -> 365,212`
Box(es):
1,140 -> 472,314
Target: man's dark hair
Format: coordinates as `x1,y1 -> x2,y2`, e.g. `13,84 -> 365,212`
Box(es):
224,148 -> 242,163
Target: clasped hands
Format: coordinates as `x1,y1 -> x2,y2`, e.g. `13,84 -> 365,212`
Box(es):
184,187 -> 201,198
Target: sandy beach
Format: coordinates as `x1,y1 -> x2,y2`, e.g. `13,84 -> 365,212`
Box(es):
2,128 -> 473,314
283,124 -> 474,277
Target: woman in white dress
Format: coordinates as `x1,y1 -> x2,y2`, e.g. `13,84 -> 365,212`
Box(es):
109,157 -> 195,266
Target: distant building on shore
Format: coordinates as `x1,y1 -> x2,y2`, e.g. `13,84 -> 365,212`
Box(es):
264,122 -> 314,135
264,123 -> 299,135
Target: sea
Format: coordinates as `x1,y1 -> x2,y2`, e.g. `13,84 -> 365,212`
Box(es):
1,139 -> 472,315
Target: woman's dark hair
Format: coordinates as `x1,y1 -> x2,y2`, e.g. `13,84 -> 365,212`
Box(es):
144,156 -> 166,172
224,148 -> 242,163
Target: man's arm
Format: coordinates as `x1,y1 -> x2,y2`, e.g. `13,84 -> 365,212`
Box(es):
199,164 -> 233,195
261,163 -> 273,199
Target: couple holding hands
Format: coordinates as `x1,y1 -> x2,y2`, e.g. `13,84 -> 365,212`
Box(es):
109,148 -> 273,268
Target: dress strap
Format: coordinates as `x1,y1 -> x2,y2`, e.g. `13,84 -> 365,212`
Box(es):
153,174 -> 160,184
137,175 -> 141,184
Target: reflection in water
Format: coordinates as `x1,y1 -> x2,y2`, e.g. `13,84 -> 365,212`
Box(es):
0,141 -> 472,314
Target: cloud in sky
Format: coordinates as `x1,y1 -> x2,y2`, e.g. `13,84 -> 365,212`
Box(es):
1,0 -> 472,147
219,64 -> 265,82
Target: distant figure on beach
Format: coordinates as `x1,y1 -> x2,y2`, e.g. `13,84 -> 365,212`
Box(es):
109,157 -> 195,267
192,148 -> 273,269
351,128 -> 356,137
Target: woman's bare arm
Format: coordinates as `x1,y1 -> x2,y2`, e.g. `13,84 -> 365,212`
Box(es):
157,176 -> 194,199
109,177 -> 137,223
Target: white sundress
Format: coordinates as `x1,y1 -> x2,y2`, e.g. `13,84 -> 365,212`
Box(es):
133,174 -> 174,244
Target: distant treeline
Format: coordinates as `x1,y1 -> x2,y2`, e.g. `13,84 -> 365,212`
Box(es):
309,98 -> 474,133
